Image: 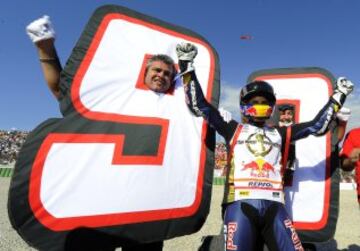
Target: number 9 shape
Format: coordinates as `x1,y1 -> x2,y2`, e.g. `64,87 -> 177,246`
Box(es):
8,5 -> 220,250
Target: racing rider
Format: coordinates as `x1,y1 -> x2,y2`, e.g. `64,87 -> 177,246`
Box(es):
176,42 -> 354,251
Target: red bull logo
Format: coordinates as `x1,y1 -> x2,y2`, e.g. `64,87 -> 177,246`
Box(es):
242,158 -> 275,178
246,106 -> 257,116
245,105 -> 273,118
265,107 -> 273,116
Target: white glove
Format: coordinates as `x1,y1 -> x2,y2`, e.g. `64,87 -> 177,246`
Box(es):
176,42 -> 198,61
219,107 -> 232,123
336,77 -> 354,96
26,15 -> 56,43
332,77 -> 354,106
336,107 -> 351,122
176,42 -> 198,75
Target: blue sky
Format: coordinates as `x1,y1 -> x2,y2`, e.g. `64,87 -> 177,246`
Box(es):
1,0 -> 359,132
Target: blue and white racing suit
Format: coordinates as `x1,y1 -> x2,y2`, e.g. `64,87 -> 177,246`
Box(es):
182,71 -> 342,251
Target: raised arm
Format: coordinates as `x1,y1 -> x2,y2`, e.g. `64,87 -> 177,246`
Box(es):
176,43 -> 238,143
290,77 -> 354,141
26,15 -> 62,99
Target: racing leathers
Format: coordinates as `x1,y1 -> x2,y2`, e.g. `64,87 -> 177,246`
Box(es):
182,71 -> 343,251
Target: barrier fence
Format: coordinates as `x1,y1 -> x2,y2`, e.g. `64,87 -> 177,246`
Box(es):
0,167 -> 14,177
0,167 -> 227,184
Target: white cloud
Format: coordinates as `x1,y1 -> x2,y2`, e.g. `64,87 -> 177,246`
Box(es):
215,81 -> 242,142
343,88 -> 360,131
218,81 -> 242,122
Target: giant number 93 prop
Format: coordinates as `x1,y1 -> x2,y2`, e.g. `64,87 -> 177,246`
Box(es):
8,5 -> 219,250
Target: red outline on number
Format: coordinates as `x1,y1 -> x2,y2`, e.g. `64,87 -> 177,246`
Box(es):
29,133 -> 176,231
255,73 -> 333,230
277,99 -> 300,179
28,13 -> 215,231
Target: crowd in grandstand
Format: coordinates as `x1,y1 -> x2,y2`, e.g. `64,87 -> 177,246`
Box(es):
0,130 -> 29,165
214,142 -> 227,177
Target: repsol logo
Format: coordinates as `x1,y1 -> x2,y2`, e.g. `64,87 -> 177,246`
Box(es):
248,181 -> 273,188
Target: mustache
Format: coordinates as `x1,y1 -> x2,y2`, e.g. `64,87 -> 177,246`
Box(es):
280,118 -> 293,122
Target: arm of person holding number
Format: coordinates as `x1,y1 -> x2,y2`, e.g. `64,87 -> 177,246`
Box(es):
285,77 -> 354,143
26,15 -> 62,99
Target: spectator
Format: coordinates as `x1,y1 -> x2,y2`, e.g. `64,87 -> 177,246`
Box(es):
278,104 -> 295,127
0,130 -> 28,165
340,127 -> 360,207
215,142 -> 228,176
